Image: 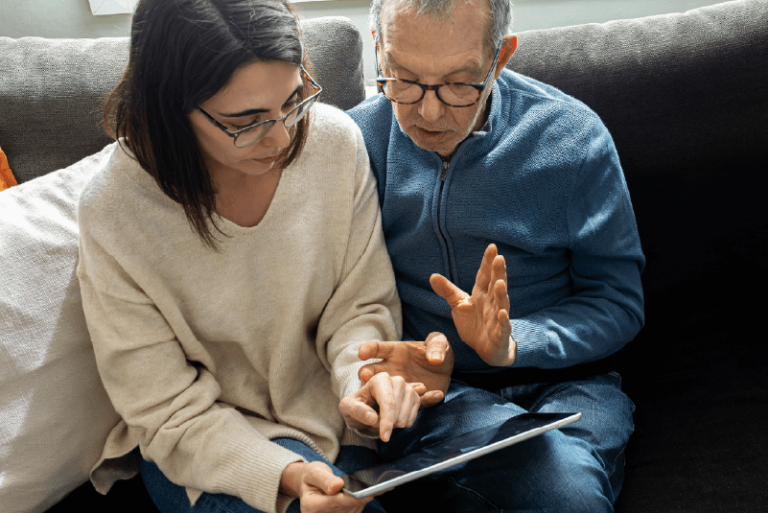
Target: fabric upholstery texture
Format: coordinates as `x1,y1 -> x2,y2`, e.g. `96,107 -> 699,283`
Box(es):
0,16 -> 365,185
0,38 -> 125,185
0,145 -> 122,513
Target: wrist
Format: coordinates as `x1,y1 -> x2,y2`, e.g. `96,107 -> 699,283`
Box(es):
280,462 -> 304,498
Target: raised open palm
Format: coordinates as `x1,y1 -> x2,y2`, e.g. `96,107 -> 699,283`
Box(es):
429,244 -> 517,367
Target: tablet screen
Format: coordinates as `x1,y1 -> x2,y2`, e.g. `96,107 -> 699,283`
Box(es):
342,412 -> 581,499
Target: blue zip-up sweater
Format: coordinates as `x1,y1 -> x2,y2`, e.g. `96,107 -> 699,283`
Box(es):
347,69 -> 645,378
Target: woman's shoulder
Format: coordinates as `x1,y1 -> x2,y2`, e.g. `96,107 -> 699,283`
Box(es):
308,102 -> 364,144
78,142 -> 174,231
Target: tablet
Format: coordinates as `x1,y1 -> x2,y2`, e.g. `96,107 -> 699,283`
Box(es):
342,412 -> 581,499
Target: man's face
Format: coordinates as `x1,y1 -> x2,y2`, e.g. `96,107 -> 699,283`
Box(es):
377,0 -> 497,156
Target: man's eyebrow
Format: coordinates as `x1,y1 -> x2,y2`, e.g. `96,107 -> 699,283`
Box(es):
384,53 -> 415,76
217,83 -> 303,118
385,53 -> 482,80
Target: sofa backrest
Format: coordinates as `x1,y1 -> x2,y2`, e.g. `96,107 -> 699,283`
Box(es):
0,16 -> 365,185
509,0 -> 768,325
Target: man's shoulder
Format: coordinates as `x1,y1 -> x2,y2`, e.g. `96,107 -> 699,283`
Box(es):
497,68 -> 601,125
346,94 -> 394,138
493,69 -> 609,153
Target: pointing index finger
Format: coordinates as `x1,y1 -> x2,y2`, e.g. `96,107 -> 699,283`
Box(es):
368,377 -> 396,442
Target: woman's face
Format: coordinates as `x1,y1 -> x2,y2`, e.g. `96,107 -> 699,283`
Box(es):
189,60 -> 303,178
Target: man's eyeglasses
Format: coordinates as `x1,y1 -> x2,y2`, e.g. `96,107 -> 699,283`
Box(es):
196,65 -> 322,149
374,43 -> 501,108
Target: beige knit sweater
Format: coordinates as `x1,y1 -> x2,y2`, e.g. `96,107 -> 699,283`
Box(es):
76,103 -> 401,513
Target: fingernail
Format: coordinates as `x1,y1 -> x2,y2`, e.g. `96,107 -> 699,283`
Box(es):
365,412 -> 375,423
384,430 -> 391,441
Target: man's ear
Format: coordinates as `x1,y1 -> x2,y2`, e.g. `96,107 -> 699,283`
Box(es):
494,35 -> 518,79
372,28 -> 381,75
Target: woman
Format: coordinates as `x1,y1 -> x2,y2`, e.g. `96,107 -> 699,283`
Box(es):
77,1 -> 428,512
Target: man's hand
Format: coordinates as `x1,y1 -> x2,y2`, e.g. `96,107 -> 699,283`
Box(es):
429,243 -> 517,367
338,372 -> 424,442
357,333 -> 454,407
280,461 -> 376,513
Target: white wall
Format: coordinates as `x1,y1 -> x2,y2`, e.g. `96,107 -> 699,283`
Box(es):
0,0 -> 728,84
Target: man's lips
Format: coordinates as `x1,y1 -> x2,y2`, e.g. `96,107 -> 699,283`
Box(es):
415,126 -> 447,137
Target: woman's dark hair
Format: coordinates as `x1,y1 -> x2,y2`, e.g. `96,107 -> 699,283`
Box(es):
104,0 -> 311,248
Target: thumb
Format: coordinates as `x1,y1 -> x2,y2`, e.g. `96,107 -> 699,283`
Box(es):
359,340 -> 395,361
420,390 -> 445,407
307,464 -> 344,495
325,476 -> 345,495
425,332 -> 450,364
430,274 -> 470,310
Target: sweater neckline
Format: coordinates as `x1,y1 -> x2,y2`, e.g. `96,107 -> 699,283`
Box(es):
212,166 -> 290,235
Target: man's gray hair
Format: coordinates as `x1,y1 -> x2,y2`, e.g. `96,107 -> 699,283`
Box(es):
370,0 -> 513,51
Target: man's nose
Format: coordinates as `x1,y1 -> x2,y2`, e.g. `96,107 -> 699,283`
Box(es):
418,89 -> 444,123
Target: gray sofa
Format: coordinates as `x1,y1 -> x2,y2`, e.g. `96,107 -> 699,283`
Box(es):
1,1 -> 766,512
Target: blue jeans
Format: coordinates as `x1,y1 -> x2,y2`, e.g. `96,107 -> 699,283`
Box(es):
135,438 -> 388,513
376,374 -> 635,513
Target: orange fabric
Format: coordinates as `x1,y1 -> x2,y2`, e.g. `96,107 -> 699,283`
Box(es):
0,145 -> 18,191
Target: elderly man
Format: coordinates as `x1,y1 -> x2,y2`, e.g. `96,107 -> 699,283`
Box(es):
343,0 -> 645,511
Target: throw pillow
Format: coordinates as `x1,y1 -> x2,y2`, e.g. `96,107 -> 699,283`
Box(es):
0,145 -> 17,191
0,143 -> 121,513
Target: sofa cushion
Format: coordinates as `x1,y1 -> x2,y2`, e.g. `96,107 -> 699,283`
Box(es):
0,38 -> 126,186
0,144 -> 121,513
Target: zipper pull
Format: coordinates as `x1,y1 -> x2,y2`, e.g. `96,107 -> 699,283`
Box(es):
439,160 -> 449,181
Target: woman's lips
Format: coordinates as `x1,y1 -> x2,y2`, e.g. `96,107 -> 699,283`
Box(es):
253,155 -> 278,165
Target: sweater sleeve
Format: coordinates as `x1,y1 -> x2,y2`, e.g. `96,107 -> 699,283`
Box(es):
510,117 -> 646,369
314,125 -> 403,402
77,203 -> 303,513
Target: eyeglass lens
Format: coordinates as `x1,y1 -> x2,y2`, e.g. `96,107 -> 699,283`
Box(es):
382,81 -> 481,106
233,95 -> 317,148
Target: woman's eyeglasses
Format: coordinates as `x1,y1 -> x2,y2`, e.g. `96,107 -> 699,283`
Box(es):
196,65 -> 322,149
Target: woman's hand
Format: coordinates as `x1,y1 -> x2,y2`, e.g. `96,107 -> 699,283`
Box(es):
338,372 -> 425,441
429,243 -> 517,367
280,461 -> 374,513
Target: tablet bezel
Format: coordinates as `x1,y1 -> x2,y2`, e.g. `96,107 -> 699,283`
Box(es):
342,412 -> 581,500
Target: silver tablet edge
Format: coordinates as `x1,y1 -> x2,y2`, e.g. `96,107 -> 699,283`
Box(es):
344,412 -> 582,500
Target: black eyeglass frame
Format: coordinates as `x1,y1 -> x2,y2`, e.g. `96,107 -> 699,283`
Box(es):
196,65 -> 322,148
374,42 -> 502,108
